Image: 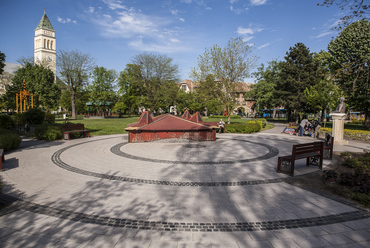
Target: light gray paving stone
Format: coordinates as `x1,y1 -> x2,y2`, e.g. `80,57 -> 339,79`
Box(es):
348,241 -> 370,247
80,234 -> 123,248
210,241 -> 240,248
343,220 -> 370,230
293,236 -> 331,248
322,233 -> 356,246
178,241 -> 211,248
114,237 -> 151,248
0,227 -> 17,239
320,223 -> 356,234
149,240 -> 179,248
268,238 -> 301,248
236,240 -> 273,248
342,230 -> 370,242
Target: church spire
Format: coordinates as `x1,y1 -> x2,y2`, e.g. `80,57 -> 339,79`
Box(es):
35,8 -> 55,32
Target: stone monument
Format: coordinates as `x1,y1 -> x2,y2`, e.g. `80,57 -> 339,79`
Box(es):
330,97 -> 348,145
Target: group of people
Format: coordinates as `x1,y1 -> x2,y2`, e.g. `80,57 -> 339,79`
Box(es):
298,117 -> 322,138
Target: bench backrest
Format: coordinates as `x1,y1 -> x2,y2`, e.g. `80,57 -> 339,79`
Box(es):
63,124 -> 85,131
292,142 -> 323,157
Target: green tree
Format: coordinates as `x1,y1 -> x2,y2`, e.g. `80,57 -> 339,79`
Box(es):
246,61 -> 281,118
304,79 -> 342,119
60,88 -> 89,114
5,62 -> 61,111
318,0 -> 369,30
57,50 -> 95,119
88,66 -> 117,113
328,19 -> 370,127
116,64 -> 144,117
190,37 -> 257,123
0,51 -> 5,74
275,42 -> 319,120
131,53 -> 179,115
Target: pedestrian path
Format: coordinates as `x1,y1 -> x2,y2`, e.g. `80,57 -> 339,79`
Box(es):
0,124 -> 369,248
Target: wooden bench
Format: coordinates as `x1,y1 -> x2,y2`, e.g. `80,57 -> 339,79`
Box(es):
323,134 -> 334,159
0,149 -> 5,170
277,142 -> 324,176
62,124 -> 90,140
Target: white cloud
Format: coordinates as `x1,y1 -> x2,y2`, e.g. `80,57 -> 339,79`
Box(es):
230,0 -> 238,4
237,24 -> 263,35
128,37 -> 189,53
258,43 -> 270,49
181,0 -> 192,3
250,0 -> 267,6
102,0 -> 127,10
103,14 -> 112,18
243,36 -> 254,42
87,7 -> 95,13
57,16 -> 77,24
179,18 -> 185,22
314,31 -> 333,38
171,9 -> 179,15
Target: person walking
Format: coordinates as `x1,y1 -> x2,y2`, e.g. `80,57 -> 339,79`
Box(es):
299,118 -> 310,136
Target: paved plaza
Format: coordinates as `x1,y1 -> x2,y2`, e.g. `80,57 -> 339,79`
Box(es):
0,123 -> 370,248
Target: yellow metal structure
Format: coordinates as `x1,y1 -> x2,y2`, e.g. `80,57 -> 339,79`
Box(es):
16,80 -> 33,113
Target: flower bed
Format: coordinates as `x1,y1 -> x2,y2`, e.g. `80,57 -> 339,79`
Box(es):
321,128 -> 370,141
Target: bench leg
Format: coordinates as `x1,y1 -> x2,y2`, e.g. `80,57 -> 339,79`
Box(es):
277,158 -> 294,176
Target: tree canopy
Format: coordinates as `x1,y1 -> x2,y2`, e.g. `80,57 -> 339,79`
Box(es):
328,19 -> 370,127
116,64 -> 144,117
0,51 -> 5,75
190,37 -> 257,123
88,66 -> 117,112
131,53 -> 179,114
318,0 -> 369,30
275,42 -> 319,120
57,50 -> 95,118
5,62 -> 61,111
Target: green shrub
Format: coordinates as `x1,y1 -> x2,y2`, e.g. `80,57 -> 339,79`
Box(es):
0,114 -> 15,129
34,124 -> 63,141
0,129 -> 21,151
23,108 -> 45,125
225,122 -> 261,133
11,113 -> 25,126
44,113 -> 56,124
211,115 -> 241,119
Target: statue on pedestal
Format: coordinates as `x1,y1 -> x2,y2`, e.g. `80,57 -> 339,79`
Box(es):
333,97 -> 346,113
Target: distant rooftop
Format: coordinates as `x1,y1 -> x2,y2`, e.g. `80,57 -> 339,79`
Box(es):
3,62 -> 23,74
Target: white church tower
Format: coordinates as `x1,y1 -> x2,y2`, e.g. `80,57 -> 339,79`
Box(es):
34,9 -> 56,80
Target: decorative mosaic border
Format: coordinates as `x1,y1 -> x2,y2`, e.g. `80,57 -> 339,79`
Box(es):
0,194 -> 369,232
51,137 -> 282,186
110,138 -> 279,165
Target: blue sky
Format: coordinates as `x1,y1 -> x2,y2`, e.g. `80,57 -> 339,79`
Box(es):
1,0 -> 343,83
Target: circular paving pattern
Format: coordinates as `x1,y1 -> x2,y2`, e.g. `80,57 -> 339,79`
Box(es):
51,137 -> 280,185
1,134 -> 370,237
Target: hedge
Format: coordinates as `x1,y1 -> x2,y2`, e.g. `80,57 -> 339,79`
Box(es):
0,129 -> 22,151
210,115 -> 241,119
0,114 -> 15,130
321,128 -> 370,141
225,122 -> 261,133
34,124 -> 63,141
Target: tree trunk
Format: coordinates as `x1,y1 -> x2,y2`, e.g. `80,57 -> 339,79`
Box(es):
364,110 -> 370,128
227,106 -> 231,124
272,107 -> 277,119
70,91 -> 76,119
128,105 -> 131,118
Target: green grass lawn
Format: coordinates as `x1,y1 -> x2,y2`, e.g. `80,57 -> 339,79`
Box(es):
56,117 -> 138,136
55,116 -> 274,137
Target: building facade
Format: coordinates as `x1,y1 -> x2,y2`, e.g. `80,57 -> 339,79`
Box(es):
34,9 -> 56,80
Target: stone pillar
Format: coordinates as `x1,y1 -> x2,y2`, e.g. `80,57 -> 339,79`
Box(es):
330,113 -> 348,145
